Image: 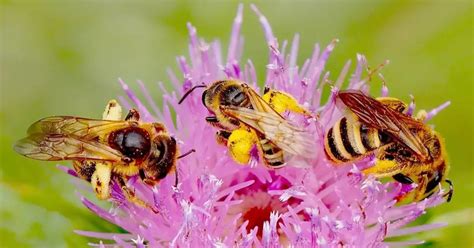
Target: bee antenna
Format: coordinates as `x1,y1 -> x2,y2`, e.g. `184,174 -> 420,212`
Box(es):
174,170 -> 179,188
444,179 -> 453,202
178,84 -> 207,104
177,149 -> 196,159
174,149 -> 196,188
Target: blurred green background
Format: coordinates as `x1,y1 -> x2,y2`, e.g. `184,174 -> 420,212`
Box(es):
1,0 -> 472,247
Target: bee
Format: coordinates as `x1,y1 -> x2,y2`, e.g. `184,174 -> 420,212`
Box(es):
324,90 -> 453,202
14,100 -> 194,209
178,79 -> 315,167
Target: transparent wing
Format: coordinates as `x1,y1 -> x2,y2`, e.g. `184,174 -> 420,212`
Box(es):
222,106 -> 316,158
338,90 -> 428,158
15,116 -> 130,161
26,116 -> 131,139
14,133 -> 124,161
242,84 -> 284,118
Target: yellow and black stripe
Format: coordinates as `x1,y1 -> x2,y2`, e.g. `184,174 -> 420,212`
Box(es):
324,116 -> 390,163
260,138 -> 285,167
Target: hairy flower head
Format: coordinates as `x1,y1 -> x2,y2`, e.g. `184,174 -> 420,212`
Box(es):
63,4 -> 451,247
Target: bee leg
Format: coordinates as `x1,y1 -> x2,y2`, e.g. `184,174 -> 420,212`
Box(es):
205,116 -> 228,130
173,149 -> 196,187
87,101 -> 121,200
392,173 -> 414,184
91,163 -> 112,200
103,99 -> 123,120
414,174 -> 429,201
116,176 -> 159,213
206,116 -> 218,123
206,116 -> 219,128
262,89 -> 310,115
174,169 -> 179,188
125,108 -> 141,121
73,161 -> 96,182
215,130 -> 231,145
227,128 -> 259,165
443,179 -> 454,202
264,86 -> 270,94
362,159 -> 400,178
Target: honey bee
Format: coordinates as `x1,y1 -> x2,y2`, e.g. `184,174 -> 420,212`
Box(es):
14,100 -> 194,209
324,90 -> 453,202
178,79 -> 315,167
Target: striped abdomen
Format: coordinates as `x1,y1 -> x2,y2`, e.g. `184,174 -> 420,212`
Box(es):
260,138 -> 285,168
324,116 -> 392,163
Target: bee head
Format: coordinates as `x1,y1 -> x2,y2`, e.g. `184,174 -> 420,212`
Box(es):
200,80 -> 249,109
201,89 -> 208,107
424,170 -> 442,196
141,135 -> 177,185
108,127 -> 151,161
219,82 -> 250,108
424,160 -> 453,202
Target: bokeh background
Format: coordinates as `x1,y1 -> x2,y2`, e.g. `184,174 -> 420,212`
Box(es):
1,0 -> 472,247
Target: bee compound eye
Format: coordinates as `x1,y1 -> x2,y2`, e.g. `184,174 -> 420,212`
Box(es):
378,131 -> 391,144
201,90 -> 208,106
231,91 -> 246,105
425,172 -> 442,194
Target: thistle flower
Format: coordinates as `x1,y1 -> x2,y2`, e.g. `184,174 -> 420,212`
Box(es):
66,4 -> 450,247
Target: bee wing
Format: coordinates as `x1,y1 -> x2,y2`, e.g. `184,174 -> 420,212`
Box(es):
14,133 -> 124,161
338,90 -> 428,158
242,84 -> 285,118
26,116 -> 131,139
15,116 -> 131,161
222,106 -> 316,158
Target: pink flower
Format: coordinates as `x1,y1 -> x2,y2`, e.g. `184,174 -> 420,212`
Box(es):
66,4 -> 450,247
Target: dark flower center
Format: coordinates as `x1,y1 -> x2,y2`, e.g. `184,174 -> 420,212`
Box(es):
228,172 -> 293,238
